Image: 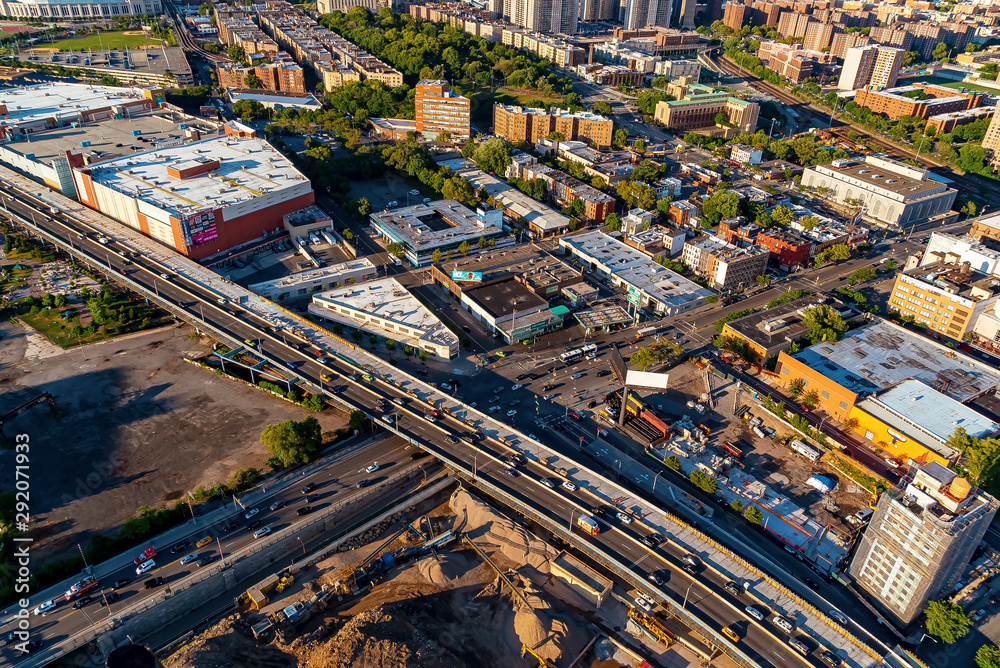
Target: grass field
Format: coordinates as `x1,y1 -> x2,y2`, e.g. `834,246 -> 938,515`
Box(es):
940,80 -> 1000,94
38,30 -> 160,52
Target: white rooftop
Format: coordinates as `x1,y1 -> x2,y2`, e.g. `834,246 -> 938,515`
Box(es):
560,231 -> 712,310
85,135 -> 308,217
0,83 -> 149,130
249,258 -> 376,293
371,199 -> 501,249
312,278 -> 458,349
857,379 -> 999,460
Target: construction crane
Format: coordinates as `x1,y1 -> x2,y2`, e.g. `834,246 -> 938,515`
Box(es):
628,607 -> 674,648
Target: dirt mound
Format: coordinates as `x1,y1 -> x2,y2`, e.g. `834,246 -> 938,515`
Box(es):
508,573 -> 586,664
414,551 -> 472,586
450,489 -> 557,572
165,618 -> 296,668
305,605 -> 462,668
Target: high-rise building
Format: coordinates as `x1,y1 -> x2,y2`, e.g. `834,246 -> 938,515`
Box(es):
777,12 -> 813,38
415,80 -> 471,141
751,0 -> 782,27
504,0 -> 578,34
848,462 -> 998,626
803,21 -> 837,52
493,105 -> 614,147
622,0 -> 671,29
870,25 -> 915,52
982,107 -> 1000,164
838,45 -> 903,91
723,2 -> 747,31
830,31 -> 871,59
580,0 -> 617,21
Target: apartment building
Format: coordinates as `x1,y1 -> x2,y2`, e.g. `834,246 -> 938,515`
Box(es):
316,0 -> 387,11
777,12 -> 813,38
327,36 -> 403,87
755,228 -> 812,270
493,105 -> 614,148
503,0 -> 578,34
524,163 -> 616,223
415,80 -> 470,140
926,106 -> 996,136
849,462 -> 998,626
502,28 -> 586,67
802,156 -> 958,229
830,32 -> 872,59
590,40 -> 663,73
838,45 -> 904,91
580,0 -> 617,21
582,65 -> 645,87
622,0 -> 672,31
751,0 -> 782,27
216,58 -> 306,94
853,83 -> 985,120
723,2 -> 747,31
888,262 -> 1000,339
610,27 -> 703,59
682,235 -> 769,292
982,107 -> 1000,163
907,22 -> 947,60
653,58 -> 701,80
970,212 -> 1000,248
317,62 -> 361,89
803,22 -> 837,52
869,25 -> 915,52
653,82 -> 759,131
730,144 -> 763,164
757,41 -> 837,85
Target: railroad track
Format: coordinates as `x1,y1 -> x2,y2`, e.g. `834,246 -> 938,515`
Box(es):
166,0 -> 229,64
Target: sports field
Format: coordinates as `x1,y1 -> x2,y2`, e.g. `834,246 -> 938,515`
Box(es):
34,30 -> 160,52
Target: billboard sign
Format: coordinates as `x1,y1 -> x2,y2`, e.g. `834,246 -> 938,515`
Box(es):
451,270 -> 483,282
625,370 -> 669,390
185,210 -> 218,245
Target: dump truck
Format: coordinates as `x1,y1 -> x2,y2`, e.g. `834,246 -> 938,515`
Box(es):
576,515 -> 600,536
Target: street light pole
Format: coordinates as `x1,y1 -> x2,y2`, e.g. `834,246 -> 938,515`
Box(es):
683,580 -> 696,609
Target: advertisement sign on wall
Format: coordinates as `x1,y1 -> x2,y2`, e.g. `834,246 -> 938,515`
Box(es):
185,211 -> 218,245
451,270 -> 483,282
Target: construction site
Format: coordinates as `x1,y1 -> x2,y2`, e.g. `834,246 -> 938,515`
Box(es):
163,485 -> 698,668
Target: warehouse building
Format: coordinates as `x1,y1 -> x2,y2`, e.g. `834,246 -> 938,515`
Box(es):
311,278 -> 459,359
250,258 -> 378,301
72,132 -> 313,260
431,246 -> 583,301
461,278 -> 567,343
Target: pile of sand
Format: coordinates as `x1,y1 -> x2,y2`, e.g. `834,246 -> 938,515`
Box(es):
450,489 -> 558,573
304,605 -> 461,668
414,551 -> 472,586
165,618 -> 296,668
508,573 -> 586,664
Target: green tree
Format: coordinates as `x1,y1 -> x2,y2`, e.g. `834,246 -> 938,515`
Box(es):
458,240 -> 470,257
961,201 -> 978,217
232,99 -> 266,121
302,394 -> 326,412
932,42 -> 950,61
700,192 -> 741,226
771,205 -> 794,226
731,499 -> 744,512
847,266 -> 877,285
431,248 -> 443,264
802,389 -> 820,409
756,274 -> 772,287
634,138 -> 647,152
352,328 -> 363,344
472,137 -> 513,175
604,212 -> 622,232
965,437 -> 1000,487
348,409 -> 367,432
357,197 -> 372,217
227,44 -> 246,63
591,101 -> 613,115
802,304 -> 849,343
629,346 -> 658,371
41,293 -> 53,308
976,644 -> 1000,668
657,197 -> 672,219
924,600 -> 970,644
461,138 -> 476,158
245,72 -> 262,89
385,338 -> 396,354
744,506 -> 763,524
369,334 -> 378,346
442,176 -> 476,206
198,2 -> 213,13
612,128 -> 629,148
788,377 -> 805,398
259,416 -> 323,467
435,130 -> 452,145
419,349 -> 429,363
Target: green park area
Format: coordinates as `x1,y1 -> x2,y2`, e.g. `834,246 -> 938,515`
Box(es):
41,30 -> 160,52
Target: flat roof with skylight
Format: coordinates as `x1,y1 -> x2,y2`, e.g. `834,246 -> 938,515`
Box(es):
370,199 -> 505,250
0,83 -> 150,133
787,319 -> 1000,403
83,135 -> 308,219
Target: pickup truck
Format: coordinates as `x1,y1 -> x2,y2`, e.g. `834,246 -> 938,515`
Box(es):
133,545 -> 156,565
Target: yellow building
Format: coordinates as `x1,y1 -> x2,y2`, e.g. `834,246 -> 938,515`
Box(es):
493,104 -> 614,148
846,379 -> 998,467
887,261 -> 1000,340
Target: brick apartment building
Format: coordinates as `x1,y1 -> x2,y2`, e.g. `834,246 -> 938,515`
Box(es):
854,83 -> 987,121
831,32 -> 872,58
724,2 -> 747,31
493,104 -> 614,148
216,59 -> 306,94
869,25 -> 915,52
756,228 -> 812,270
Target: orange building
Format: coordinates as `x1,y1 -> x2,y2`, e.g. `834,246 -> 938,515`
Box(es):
415,79 -> 470,141
493,104 -> 613,148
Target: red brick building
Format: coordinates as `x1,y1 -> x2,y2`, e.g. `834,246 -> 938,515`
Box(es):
718,217 -> 759,246
755,228 -> 812,270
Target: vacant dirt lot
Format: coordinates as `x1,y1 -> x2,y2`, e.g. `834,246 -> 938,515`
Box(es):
0,322 -> 345,561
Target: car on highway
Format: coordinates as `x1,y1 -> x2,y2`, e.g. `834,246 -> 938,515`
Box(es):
447,434 -> 458,443
180,553 -> 199,565
568,411 -> 583,421
144,577 -> 166,589
504,468 -> 519,477
827,609 -> 848,625
297,505 -> 316,516
301,482 -> 317,494
633,595 -> 652,612
244,508 -> 259,520
571,373 -> 583,380
744,605 -> 764,621
98,237 -> 110,245
562,481 -> 577,492
541,478 -> 556,489
773,615 -> 794,633
516,373 -> 531,381
410,451 -> 428,460
356,479 -> 373,488
303,493 -> 320,503
72,595 -> 93,610
597,370 -> 611,377
616,512 -> 633,524
722,626 -> 739,642
253,526 -> 272,539
511,383 -> 523,391
542,393 -> 556,400
506,409 -> 517,417
112,578 -> 131,589
98,591 -> 121,606
884,457 -> 901,468
269,500 -> 286,511
440,383 -> 453,391
197,555 -> 216,567
247,519 -> 264,531
160,273 -> 170,279
169,541 -> 188,554
489,405 -> 501,413
136,559 -> 156,575
788,637 -> 810,656
647,571 -> 664,586
17,640 -> 42,655
681,562 -> 699,576
542,384 -> 556,392
32,600 -> 57,616
217,297 -> 227,305
222,520 -> 240,533
821,651 -> 843,666
424,414 -> 437,423
366,463 -> 380,473
489,396 -> 501,403
724,581 -> 742,596
802,576 -> 820,590
640,534 -> 663,548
